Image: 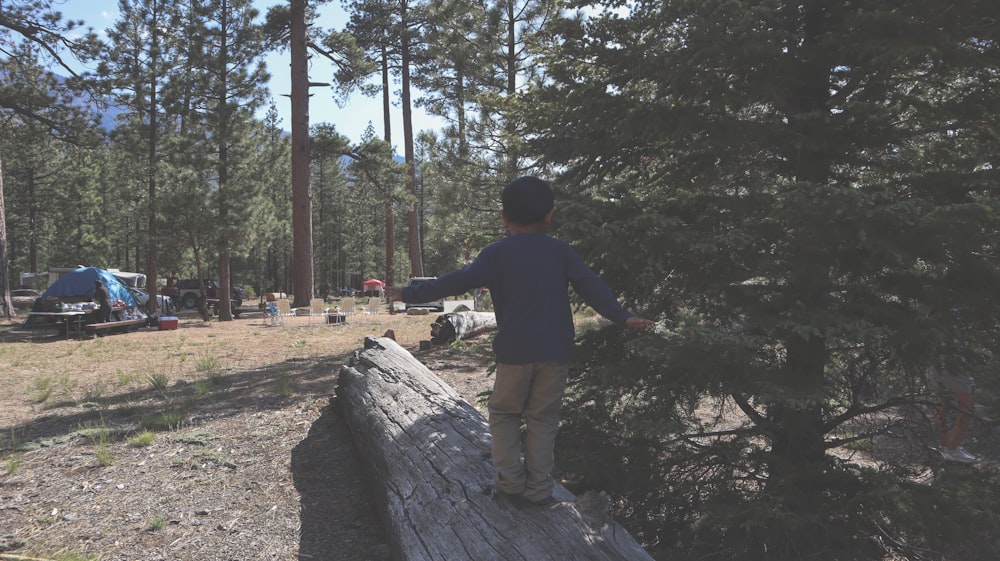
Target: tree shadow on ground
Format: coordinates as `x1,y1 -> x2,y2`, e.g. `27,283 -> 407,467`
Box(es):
291,399 -> 390,561
0,350 -> 350,453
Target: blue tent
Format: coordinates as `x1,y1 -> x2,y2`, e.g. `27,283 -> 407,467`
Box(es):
40,267 -> 140,308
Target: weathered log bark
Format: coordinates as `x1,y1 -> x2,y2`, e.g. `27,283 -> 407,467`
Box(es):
430,311 -> 498,344
338,337 -> 654,561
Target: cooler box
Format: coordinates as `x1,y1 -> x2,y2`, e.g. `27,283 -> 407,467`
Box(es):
159,316 -> 179,330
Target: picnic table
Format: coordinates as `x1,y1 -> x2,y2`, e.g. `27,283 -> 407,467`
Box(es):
27,311 -> 87,339
84,317 -> 148,336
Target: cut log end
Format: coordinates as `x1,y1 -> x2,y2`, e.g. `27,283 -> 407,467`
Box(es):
430,311 -> 497,345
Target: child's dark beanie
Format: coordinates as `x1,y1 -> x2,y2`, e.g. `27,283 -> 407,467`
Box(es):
501,176 -> 554,225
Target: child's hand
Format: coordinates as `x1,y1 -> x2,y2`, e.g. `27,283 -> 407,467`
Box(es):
625,316 -> 655,329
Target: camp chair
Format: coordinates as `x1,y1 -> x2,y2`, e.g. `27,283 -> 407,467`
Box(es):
339,297 -> 356,315
309,298 -> 328,325
276,299 -> 293,324
364,296 -> 382,315
263,300 -> 282,327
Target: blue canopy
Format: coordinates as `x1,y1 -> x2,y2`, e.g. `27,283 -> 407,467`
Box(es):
40,267 -> 140,308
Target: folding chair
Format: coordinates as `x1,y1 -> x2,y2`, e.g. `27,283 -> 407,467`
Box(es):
339,297 -> 356,315
276,299 -> 293,324
263,300 -> 282,327
309,298 -> 329,325
365,296 -> 382,314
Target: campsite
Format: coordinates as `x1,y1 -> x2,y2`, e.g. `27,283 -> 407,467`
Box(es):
0,306 -> 496,560
22,267 -> 150,339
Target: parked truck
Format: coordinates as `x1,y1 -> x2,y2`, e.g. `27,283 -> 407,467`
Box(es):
161,279 -> 245,312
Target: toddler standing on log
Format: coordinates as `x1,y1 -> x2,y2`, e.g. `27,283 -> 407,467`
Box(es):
386,176 -> 653,506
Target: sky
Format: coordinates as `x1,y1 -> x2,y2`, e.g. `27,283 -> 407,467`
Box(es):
54,0 -> 444,146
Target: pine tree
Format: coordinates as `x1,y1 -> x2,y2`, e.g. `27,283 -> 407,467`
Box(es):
530,1 -> 1000,557
338,0 -> 430,278
0,157 -> 10,317
310,124 -> 351,294
1,46 -> 113,276
248,105 -> 292,296
100,0 -> 178,313
0,0 -> 103,141
0,2 -> 102,316
184,0 -> 269,319
415,0 -> 563,272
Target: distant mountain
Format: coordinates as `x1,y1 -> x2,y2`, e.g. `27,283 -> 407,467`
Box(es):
62,78 -> 122,131
95,103 -> 123,131
71,96 -> 122,131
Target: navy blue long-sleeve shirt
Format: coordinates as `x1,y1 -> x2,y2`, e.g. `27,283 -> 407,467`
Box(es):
402,233 -> 632,364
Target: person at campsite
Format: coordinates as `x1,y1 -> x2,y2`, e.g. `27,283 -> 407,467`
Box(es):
94,279 -> 112,323
927,365 -> 977,463
923,297 -> 984,464
386,176 -> 654,507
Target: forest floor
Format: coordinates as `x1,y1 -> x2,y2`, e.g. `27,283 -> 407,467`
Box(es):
0,304 -> 495,561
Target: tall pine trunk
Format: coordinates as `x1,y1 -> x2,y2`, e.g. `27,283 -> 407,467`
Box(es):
400,0 -> 423,278
764,0 -> 835,518
504,1 -> 517,177
381,48 -> 394,285
290,0 -> 315,306
146,0 -> 160,314
0,158 -> 13,318
216,1 -> 233,322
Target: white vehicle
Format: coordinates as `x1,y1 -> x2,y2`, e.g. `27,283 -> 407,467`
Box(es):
109,269 -> 147,289
128,287 -> 175,315
405,277 -> 445,312
109,269 -> 169,312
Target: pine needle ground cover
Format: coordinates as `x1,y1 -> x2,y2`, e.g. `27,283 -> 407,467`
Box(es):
0,308 -> 489,561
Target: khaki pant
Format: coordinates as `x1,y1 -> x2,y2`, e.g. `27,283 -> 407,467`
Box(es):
488,361 -> 570,502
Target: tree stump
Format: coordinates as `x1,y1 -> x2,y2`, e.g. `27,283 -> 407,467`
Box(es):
337,336 -> 654,561
430,311 -> 498,344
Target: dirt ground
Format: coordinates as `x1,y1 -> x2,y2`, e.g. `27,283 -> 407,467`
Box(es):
0,306 -> 494,561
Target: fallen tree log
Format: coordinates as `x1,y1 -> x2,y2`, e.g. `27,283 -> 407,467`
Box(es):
429,311 -> 497,344
338,336 -> 654,561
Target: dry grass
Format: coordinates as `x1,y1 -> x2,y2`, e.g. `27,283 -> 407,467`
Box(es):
0,307 -> 492,561
1,310 -> 435,418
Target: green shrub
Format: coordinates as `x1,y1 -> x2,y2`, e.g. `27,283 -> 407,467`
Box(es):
128,431 -> 155,447
146,373 -> 169,390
